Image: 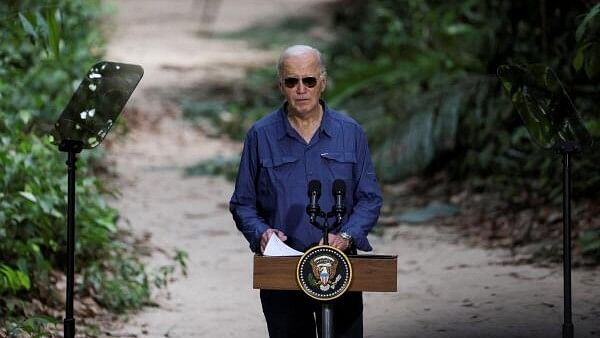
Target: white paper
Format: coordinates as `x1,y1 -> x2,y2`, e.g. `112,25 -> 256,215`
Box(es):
263,234 -> 303,256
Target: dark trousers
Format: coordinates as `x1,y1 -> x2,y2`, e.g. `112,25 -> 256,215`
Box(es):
260,290 -> 363,338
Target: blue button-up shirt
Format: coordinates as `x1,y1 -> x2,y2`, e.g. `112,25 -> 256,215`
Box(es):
230,101 -> 382,253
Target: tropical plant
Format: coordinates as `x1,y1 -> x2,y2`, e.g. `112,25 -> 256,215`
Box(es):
327,0 -> 600,200
184,0 -> 600,262
0,0 -> 186,333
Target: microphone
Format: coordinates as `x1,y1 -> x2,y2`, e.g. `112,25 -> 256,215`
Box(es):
332,179 -> 346,223
307,180 -> 321,223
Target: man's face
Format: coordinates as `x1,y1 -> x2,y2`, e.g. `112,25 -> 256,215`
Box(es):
279,53 -> 326,117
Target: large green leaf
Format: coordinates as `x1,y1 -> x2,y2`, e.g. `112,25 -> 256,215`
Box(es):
373,83 -> 463,182
0,264 -> 31,294
18,13 -> 37,40
45,9 -> 61,59
574,4 -> 600,79
326,59 -> 418,107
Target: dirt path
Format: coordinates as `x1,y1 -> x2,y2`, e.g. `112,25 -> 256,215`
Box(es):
102,1 -> 600,337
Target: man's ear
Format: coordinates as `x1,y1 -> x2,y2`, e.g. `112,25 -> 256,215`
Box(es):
321,76 -> 327,93
278,79 -> 285,95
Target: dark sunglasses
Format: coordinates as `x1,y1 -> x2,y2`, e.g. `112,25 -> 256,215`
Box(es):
283,76 -> 318,88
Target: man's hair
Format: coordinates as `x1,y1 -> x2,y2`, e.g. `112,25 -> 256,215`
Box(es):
276,45 -> 327,78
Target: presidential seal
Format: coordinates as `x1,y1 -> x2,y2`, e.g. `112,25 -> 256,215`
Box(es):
296,245 -> 352,301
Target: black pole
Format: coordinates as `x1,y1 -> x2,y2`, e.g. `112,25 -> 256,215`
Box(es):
322,303 -> 334,338
320,216 -> 332,338
323,218 -> 329,245
562,150 -> 574,338
307,194 -> 348,338
59,140 -> 83,338
64,149 -> 77,338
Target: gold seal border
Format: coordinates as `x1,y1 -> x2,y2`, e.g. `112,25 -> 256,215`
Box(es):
296,245 -> 353,301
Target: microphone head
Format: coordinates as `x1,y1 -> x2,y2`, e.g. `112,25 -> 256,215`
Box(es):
332,179 -> 346,195
308,180 -> 321,198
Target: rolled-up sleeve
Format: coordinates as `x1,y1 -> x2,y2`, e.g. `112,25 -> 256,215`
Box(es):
229,128 -> 270,252
340,126 -> 383,251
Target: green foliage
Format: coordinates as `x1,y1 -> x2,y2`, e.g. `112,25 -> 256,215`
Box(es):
324,0 -> 502,182
4,315 -> 58,338
81,248 -> 188,313
173,248 -> 189,277
0,0 -> 106,131
0,0 -> 178,331
1,0 -> 108,298
326,0 -> 600,202
83,258 -> 150,312
174,1 -> 600,260
326,1 -> 600,259
183,1 -> 600,204
580,229 -> 600,260
0,264 -> 31,294
0,134 -> 121,275
17,8 -> 62,60
574,3 -> 600,78
186,1 -> 600,261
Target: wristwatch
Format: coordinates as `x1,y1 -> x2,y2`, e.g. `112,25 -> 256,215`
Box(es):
339,232 -> 352,244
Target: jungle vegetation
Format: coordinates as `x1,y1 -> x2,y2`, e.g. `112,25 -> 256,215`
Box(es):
0,1 -> 185,335
183,1 -> 600,263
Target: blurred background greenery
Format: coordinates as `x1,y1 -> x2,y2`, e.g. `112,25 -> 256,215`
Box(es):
188,0 -> 600,196
183,0 -> 600,263
0,1 -> 185,335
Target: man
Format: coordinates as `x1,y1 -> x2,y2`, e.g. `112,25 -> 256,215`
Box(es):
230,45 -> 382,338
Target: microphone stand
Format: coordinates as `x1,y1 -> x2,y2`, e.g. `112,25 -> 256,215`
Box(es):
307,205 -> 345,338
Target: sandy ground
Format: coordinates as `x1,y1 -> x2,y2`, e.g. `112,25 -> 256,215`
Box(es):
101,0 -> 600,337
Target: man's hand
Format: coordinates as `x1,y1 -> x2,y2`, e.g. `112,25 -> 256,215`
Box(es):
319,233 -> 351,252
260,228 -> 288,253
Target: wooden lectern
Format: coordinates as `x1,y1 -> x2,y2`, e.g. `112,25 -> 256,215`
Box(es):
253,254 -> 398,292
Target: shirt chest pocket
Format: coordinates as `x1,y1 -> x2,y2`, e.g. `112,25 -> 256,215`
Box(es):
259,156 -> 300,190
321,152 -> 356,180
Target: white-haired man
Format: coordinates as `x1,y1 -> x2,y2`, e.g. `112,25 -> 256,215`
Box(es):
230,45 -> 382,338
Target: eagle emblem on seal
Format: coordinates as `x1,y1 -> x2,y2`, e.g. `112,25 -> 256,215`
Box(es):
297,245 -> 352,300
310,255 -> 342,291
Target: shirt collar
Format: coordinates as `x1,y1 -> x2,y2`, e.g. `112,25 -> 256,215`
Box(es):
277,100 -> 336,141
